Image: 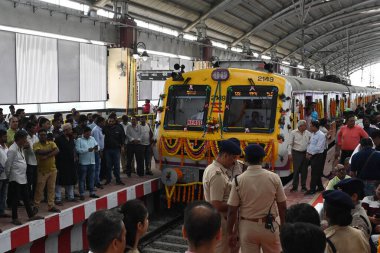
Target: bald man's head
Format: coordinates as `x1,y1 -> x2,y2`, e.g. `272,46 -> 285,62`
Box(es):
183,201 -> 221,248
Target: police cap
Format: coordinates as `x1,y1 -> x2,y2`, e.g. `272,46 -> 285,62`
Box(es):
219,140 -> 241,155
322,190 -> 354,209
244,144 -> 266,158
334,178 -> 364,192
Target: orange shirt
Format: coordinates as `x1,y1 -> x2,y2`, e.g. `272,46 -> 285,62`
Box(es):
337,125 -> 368,151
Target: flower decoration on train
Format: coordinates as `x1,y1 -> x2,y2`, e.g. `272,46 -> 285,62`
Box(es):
279,93 -> 286,101
245,128 -> 250,133
205,118 -> 220,133
278,116 -> 285,129
277,134 -> 284,143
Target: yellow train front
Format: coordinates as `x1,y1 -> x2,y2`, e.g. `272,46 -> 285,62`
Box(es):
155,68 -> 286,186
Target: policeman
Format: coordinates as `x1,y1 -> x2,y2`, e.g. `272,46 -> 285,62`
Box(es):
323,190 -> 370,253
227,144 -> 287,253
334,178 -> 372,239
226,138 -> 244,179
202,139 -> 241,253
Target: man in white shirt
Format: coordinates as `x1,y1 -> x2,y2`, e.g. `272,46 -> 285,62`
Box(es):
139,117 -> 153,176
288,120 -> 311,192
25,122 -> 38,200
5,130 -> 42,225
305,120 -> 326,195
125,117 -> 144,177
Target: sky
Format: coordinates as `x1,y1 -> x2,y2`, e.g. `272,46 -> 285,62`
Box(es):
349,62 -> 380,87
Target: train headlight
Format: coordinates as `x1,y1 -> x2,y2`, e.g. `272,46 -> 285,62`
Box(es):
211,69 -> 229,81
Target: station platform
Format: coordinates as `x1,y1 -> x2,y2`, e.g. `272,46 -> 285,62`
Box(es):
0,171 -> 162,253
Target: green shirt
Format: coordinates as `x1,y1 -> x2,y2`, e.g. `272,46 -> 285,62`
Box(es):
326,175 -> 351,190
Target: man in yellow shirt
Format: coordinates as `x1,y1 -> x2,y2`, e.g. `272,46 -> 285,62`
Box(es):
33,129 -> 60,213
6,117 -> 18,147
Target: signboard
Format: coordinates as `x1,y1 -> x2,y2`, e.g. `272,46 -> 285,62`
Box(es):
138,72 -> 171,81
187,119 -> 203,126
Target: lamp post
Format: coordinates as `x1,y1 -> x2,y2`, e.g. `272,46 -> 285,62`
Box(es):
132,42 -> 149,61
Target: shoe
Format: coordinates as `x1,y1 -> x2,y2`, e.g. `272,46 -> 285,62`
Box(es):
305,190 -> 316,195
290,187 -> 297,192
116,180 -> 125,186
80,196 -> 85,201
145,171 -> 153,176
90,194 -> 100,198
17,201 -> 24,207
95,183 -> 104,189
93,188 -> 97,192
0,213 -> 11,218
32,207 -> 39,216
301,187 -> 308,192
12,219 -> 22,225
104,180 -> 111,185
74,193 -> 80,198
29,215 -> 44,221
55,201 -> 63,206
316,187 -> 325,192
68,198 -> 78,202
48,207 -> 61,213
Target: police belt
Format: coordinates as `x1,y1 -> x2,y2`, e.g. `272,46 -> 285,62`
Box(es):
241,216 -> 274,223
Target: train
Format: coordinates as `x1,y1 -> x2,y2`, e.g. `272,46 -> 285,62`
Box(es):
153,67 -> 380,186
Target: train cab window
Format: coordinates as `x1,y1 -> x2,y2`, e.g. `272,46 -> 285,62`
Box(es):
164,85 -> 210,131
223,85 -> 278,133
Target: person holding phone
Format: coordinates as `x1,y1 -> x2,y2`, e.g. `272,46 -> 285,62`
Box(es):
75,127 -> 99,200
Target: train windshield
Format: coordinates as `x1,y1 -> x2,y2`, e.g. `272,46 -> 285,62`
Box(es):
223,85 -> 278,133
164,85 -> 210,131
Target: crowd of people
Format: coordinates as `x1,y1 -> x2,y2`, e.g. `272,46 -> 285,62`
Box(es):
0,105 -> 155,226
201,100 -> 380,253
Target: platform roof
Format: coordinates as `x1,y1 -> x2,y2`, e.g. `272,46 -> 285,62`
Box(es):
27,0 -> 380,76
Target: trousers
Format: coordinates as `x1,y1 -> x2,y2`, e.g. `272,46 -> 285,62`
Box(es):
291,150 -> 308,189
309,153 -> 325,191
239,219 -> 281,253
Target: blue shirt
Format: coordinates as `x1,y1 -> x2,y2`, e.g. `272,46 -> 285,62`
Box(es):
88,122 -> 96,130
351,148 -> 380,180
307,130 -> 326,155
311,111 -> 318,121
91,125 -> 104,151
75,136 -> 97,165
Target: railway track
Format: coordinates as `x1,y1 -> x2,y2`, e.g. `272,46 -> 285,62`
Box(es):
140,210 -> 187,253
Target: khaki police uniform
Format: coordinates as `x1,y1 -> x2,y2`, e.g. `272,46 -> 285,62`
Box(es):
228,165 -> 286,253
203,160 -> 232,253
351,204 -> 372,239
325,225 -> 370,253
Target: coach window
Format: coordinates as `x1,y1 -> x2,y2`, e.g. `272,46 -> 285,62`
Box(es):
164,85 -> 210,131
223,85 -> 278,133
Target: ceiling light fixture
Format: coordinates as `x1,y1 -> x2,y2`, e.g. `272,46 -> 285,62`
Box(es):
133,42 -> 149,61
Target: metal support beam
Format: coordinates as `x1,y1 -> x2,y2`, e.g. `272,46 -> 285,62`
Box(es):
283,14 -> 380,59
183,0 -> 241,32
322,40 -> 380,66
329,50 -> 380,73
262,1 -> 379,54
231,0 -> 332,46
311,27 -> 380,62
